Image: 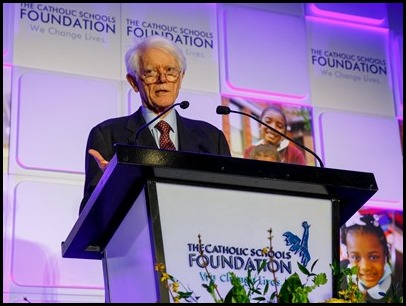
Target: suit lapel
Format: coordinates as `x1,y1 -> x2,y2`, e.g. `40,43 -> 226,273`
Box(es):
176,113 -> 199,152
126,107 -> 158,148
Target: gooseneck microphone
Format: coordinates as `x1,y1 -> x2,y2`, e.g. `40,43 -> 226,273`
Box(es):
135,101 -> 190,146
216,105 -> 324,168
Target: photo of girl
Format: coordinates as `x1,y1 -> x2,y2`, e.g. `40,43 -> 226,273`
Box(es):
340,210 -> 403,303
244,105 -> 306,165
220,96 -> 315,166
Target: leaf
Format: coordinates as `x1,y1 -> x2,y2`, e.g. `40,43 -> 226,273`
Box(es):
253,296 -> 267,302
258,259 -> 267,273
279,272 -> 303,303
310,259 -> 319,272
251,288 -> 261,295
297,262 -> 311,276
202,283 -> 215,295
177,291 -> 194,299
225,272 -> 251,303
313,273 -> 328,286
263,281 -> 269,295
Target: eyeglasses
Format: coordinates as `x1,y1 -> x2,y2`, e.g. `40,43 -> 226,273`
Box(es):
140,67 -> 181,84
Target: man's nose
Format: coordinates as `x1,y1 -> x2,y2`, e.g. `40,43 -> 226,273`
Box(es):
157,71 -> 168,82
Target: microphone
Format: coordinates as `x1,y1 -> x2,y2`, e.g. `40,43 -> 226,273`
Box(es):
216,105 -> 324,168
135,101 -> 190,146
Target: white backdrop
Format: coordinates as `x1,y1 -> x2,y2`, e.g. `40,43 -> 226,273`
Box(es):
3,3 -> 403,303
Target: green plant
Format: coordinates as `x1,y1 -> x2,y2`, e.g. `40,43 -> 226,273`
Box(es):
276,260 -> 327,303
330,261 -> 365,303
155,230 -> 403,303
154,262 -> 199,303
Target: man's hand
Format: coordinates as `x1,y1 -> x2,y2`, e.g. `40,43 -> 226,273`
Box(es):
88,149 -> 109,172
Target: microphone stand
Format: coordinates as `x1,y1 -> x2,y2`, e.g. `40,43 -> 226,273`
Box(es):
135,101 -> 190,146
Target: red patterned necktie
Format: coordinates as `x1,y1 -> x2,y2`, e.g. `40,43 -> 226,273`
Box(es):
155,120 -> 176,150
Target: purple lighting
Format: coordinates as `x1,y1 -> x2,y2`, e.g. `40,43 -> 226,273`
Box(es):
225,79 -> 307,101
308,3 -> 387,27
306,16 -> 389,34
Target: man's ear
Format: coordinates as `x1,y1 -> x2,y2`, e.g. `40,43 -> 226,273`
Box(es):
126,74 -> 139,92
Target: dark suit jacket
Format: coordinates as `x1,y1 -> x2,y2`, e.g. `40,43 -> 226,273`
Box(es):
79,106 -> 231,213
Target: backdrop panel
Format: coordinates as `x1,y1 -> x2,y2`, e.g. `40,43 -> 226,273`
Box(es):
306,16 -> 395,117
8,68 -> 121,177
315,109 -> 402,207
218,4 -> 310,104
3,176 -> 104,302
13,3 -> 122,80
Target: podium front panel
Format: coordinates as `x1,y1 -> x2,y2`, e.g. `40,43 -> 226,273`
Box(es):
102,189 -> 159,303
153,182 -> 334,303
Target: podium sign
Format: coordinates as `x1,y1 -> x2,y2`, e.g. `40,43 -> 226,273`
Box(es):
61,144 -> 378,302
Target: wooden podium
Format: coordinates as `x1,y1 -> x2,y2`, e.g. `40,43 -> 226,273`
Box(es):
61,144 -> 378,303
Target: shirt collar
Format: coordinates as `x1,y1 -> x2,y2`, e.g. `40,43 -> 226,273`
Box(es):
141,105 -> 178,137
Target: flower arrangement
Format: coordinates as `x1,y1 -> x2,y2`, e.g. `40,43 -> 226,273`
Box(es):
155,228 -> 403,303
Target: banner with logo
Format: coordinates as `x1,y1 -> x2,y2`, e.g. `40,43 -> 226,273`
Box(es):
156,182 -> 333,303
13,3 -> 121,79
307,18 -> 395,116
121,3 -> 219,93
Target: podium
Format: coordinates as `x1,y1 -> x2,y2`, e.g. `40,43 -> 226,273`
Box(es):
61,144 -> 378,303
